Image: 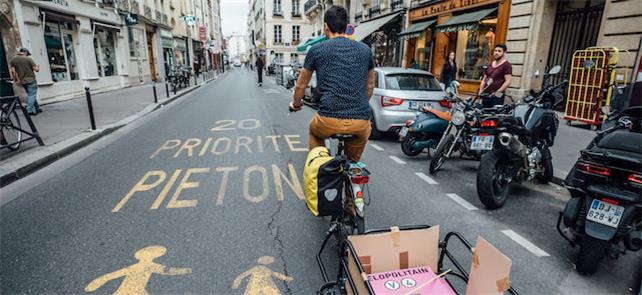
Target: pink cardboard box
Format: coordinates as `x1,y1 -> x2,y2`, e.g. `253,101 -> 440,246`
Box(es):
367,266 -> 456,295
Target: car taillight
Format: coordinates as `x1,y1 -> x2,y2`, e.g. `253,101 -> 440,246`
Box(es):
601,197 -> 620,206
577,163 -> 611,176
481,120 -> 498,128
351,175 -> 370,185
628,173 -> 642,187
439,99 -> 452,108
381,96 -> 405,107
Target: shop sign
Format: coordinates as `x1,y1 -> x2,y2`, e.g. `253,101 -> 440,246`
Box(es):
162,38 -> 174,48
409,0 -> 496,21
174,38 -> 188,51
199,26 -> 207,41
51,0 -> 69,7
160,29 -> 173,39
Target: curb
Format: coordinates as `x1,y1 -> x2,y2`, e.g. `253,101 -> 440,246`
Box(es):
0,76 -> 217,187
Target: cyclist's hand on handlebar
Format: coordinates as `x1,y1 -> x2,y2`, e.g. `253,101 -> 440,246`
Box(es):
289,101 -> 302,112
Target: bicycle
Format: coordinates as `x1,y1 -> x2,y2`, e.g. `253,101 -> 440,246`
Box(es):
1,80 -> 22,151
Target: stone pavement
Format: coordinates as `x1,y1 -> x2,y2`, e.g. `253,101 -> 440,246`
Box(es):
0,72 -> 221,186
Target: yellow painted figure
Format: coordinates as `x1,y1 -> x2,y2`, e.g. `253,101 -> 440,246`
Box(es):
232,256 -> 293,295
85,245 -> 191,294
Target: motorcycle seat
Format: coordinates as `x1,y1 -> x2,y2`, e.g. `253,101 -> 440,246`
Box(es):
597,130 -> 642,154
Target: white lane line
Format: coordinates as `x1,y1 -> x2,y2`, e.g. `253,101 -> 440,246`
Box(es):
501,230 -> 551,257
370,144 -> 384,151
389,155 -> 406,165
415,172 -> 439,185
446,193 -> 478,211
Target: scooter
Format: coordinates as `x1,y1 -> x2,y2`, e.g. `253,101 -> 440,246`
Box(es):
397,92 -> 455,157
558,105 -> 641,274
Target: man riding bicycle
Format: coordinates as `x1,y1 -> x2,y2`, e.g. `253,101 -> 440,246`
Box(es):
289,5 -> 376,162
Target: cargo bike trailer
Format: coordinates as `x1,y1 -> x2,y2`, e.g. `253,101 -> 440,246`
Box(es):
316,225 -> 519,295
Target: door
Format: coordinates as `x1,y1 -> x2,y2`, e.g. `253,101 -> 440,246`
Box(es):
146,32 -> 157,81
0,30 -> 13,97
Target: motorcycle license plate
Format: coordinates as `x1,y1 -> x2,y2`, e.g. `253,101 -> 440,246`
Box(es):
399,127 -> 409,138
470,135 -> 494,150
586,199 -> 624,228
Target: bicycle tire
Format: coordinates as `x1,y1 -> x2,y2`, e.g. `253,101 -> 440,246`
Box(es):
1,107 -> 22,150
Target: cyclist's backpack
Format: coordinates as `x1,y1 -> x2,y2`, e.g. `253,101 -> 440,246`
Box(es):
304,146 -> 344,216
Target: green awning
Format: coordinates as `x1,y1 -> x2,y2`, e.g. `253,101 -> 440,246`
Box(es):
436,7 -> 497,33
398,20 -> 436,39
297,35 -> 327,52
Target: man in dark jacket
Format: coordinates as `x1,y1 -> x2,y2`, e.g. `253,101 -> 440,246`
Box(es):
255,56 -> 264,86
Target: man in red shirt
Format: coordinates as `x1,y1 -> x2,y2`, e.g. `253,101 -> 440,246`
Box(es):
479,43 -> 512,108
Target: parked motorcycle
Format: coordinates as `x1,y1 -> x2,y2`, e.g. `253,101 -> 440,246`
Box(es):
557,105 -> 641,274
397,96 -> 452,157
475,66 -> 567,209
285,64 -> 300,89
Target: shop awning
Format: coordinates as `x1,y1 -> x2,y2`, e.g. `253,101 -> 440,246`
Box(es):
296,35 -> 327,52
398,19 -> 436,39
354,12 -> 401,41
436,7 -> 497,33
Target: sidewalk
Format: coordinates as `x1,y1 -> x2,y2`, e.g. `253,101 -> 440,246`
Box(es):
550,114 -> 596,184
0,72 -> 221,186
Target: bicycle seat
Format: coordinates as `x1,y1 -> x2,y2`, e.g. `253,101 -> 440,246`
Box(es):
330,134 -> 355,140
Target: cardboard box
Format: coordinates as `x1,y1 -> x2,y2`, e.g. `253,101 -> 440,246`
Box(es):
344,226 -> 512,295
368,266 -> 456,295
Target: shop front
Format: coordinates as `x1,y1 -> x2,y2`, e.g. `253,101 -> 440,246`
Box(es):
160,29 -> 174,78
355,12 -> 404,67
404,0 -> 510,93
192,40 -> 204,75
174,37 -> 189,67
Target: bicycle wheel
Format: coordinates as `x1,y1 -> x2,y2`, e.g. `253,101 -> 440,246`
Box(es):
1,107 -> 22,150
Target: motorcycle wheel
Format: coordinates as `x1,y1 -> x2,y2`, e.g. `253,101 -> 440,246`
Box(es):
477,149 -> 511,209
401,135 -> 423,157
430,134 -> 455,174
576,236 -> 608,274
536,156 -> 554,184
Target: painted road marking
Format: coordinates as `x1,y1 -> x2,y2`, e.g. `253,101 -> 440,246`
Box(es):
370,144 -> 384,151
233,256 -> 293,294
415,172 -> 438,185
445,193 -> 478,211
85,246 -> 191,294
501,230 -> 551,257
263,89 -> 280,94
389,155 -> 406,165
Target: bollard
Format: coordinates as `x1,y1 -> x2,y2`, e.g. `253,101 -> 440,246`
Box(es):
194,74 -> 198,85
165,82 -> 170,98
84,87 -> 97,130
152,83 -> 158,103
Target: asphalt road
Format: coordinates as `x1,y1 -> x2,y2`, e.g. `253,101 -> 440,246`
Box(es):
1,68 -> 638,294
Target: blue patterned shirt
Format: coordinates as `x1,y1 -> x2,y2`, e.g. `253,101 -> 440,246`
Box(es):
304,37 -> 374,120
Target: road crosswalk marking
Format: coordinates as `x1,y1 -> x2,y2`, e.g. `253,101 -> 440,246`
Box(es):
445,193 -> 478,211
501,230 -> 551,257
415,172 -> 438,185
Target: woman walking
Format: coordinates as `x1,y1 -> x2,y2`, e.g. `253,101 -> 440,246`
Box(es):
440,51 -> 457,92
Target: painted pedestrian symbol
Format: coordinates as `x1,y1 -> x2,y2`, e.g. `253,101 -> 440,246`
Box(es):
232,256 -> 293,295
85,245 -> 191,295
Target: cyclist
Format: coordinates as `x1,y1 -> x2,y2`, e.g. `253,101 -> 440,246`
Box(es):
289,5 -> 375,162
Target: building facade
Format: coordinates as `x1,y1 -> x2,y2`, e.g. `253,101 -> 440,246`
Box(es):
1,0 -> 222,103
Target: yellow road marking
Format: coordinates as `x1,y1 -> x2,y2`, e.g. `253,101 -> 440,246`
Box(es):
232,256 -> 293,295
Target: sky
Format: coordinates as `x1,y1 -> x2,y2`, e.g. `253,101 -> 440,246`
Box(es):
220,0 -> 248,37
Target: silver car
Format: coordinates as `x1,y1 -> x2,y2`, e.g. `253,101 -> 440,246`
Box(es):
369,67 -> 448,139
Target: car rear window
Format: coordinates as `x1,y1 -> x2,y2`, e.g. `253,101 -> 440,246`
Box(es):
384,74 -> 441,91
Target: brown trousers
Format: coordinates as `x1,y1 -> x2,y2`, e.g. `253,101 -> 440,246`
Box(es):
308,114 -> 371,162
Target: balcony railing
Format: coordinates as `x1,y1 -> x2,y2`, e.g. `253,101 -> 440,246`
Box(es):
292,10 -> 301,17
304,0 -> 320,14
355,11 -> 363,23
391,0 -> 404,11
369,7 -> 381,18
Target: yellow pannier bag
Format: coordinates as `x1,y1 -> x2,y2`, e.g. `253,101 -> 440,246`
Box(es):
304,146 -> 344,216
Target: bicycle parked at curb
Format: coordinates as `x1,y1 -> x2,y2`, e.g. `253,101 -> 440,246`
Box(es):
0,94 -> 22,151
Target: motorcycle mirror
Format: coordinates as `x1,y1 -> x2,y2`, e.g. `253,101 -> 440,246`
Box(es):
601,105 -> 613,116
534,70 -> 540,78
549,65 -> 562,75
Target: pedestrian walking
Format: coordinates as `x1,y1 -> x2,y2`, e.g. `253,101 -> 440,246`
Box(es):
440,51 -> 457,92
255,56 -> 264,87
10,48 -> 42,115
479,43 -> 512,108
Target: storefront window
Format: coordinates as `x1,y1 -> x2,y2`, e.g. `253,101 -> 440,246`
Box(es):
44,19 -> 79,82
128,27 -> 146,58
94,28 -> 117,77
455,18 -> 497,80
414,29 -> 433,72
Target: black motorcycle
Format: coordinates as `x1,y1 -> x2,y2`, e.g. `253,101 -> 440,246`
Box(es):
557,105 -> 641,274
475,66 -> 567,209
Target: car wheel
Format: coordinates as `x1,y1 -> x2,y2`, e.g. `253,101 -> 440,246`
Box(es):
369,114 -> 382,140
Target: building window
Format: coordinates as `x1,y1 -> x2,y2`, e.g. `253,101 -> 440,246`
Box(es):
292,26 -> 300,43
128,27 -> 146,59
290,53 -> 299,64
273,53 -> 283,64
274,25 -> 282,44
292,0 -> 300,16
94,28 -> 118,77
273,0 -> 282,15
44,18 -> 79,82
453,14 -> 497,80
